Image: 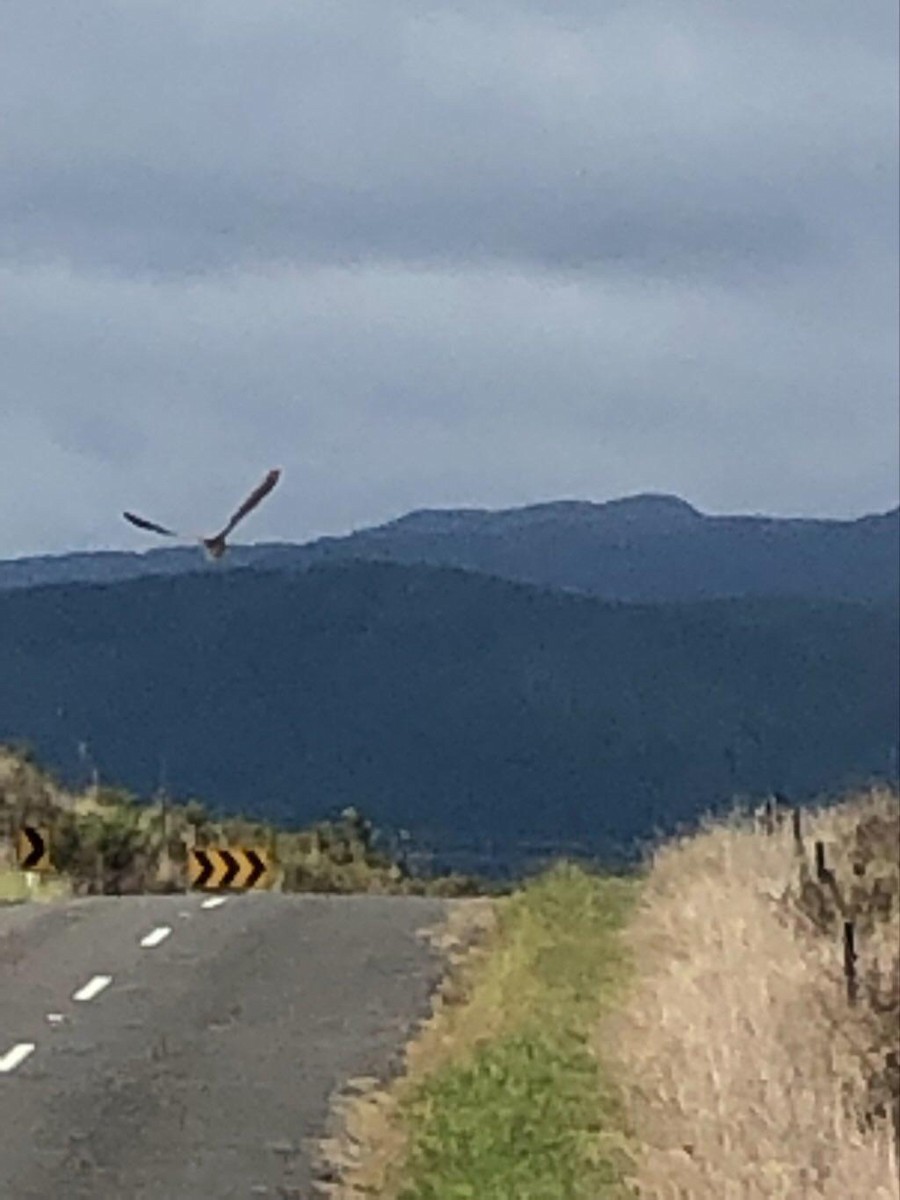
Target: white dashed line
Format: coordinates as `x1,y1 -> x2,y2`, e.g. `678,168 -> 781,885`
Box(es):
46,1013 -> 65,1024
73,974 -> 113,1002
202,897 -> 227,910
140,925 -> 172,948
0,1043 -> 36,1074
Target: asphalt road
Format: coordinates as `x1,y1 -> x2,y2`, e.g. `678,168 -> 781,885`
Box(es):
0,891 -> 449,1199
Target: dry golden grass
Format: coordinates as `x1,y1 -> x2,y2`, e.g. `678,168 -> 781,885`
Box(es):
600,787 -> 899,1200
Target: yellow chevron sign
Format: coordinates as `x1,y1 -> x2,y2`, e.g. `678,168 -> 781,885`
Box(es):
187,847 -> 273,890
16,825 -> 52,872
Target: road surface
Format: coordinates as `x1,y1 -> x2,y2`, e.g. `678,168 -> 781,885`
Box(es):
0,891 -> 448,1198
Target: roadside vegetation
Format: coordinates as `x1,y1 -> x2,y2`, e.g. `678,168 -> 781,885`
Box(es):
317,785 -> 899,1199
0,743 -> 483,898
605,785 -> 899,1199
0,862 -> 68,903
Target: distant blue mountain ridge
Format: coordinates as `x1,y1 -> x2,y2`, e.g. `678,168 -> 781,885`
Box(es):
3,493 -> 898,602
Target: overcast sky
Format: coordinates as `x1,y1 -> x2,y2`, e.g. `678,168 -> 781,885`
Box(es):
2,0 -> 898,559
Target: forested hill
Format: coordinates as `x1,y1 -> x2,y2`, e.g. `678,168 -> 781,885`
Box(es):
2,494 -> 898,603
2,561 -> 896,869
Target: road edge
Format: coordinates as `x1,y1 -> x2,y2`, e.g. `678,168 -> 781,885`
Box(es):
310,895 -> 498,1197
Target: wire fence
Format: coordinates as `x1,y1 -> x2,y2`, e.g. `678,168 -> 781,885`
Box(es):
754,791 -> 900,1152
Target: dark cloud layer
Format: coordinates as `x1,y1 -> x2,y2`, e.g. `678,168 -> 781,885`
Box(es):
2,1 -> 897,557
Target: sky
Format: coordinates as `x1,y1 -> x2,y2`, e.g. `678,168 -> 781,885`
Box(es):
2,0 -> 898,560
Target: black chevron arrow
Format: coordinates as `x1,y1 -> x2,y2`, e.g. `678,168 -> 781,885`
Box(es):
242,850 -> 266,889
191,849 -> 214,888
20,826 -> 45,870
218,850 -> 240,888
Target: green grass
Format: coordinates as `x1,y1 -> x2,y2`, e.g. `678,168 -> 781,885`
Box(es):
0,866 -> 70,903
394,863 -> 640,1200
0,867 -> 28,901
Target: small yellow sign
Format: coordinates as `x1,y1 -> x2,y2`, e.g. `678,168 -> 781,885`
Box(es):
16,826 -> 52,872
187,847 -> 272,890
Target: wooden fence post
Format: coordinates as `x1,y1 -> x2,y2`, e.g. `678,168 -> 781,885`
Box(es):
843,921 -> 858,1006
792,807 -> 804,854
763,797 -> 775,836
815,840 -> 827,881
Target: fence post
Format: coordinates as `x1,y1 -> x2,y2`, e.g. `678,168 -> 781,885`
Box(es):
843,921 -> 858,1005
792,807 -> 804,854
815,840 -> 827,881
763,797 -> 775,836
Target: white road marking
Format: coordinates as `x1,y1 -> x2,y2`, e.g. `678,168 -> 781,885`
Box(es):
0,1043 -> 36,1074
202,897 -> 227,910
46,1013 -> 65,1024
73,974 -> 112,1002
140,925 -> 172,948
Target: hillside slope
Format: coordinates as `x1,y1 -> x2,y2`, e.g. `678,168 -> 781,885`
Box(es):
1,562 -> 896,868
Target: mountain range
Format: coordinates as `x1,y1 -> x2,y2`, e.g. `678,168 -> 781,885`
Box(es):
3,493 -> 898,603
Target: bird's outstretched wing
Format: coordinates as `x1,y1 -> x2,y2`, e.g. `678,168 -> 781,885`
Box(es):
122,511 -> 179,538
213,468 -> 281,540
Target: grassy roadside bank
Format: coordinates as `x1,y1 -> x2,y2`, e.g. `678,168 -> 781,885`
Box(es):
317,862 -> 641,1199
0,866 -> 69,903
318,787 -> 898,1199
602,787 -> 899,1199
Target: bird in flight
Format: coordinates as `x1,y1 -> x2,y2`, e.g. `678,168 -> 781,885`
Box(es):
123,467 -> 281,560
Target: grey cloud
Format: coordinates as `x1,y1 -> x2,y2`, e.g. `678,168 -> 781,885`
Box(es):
1,1 -> 897,558
2,163 -> 825,281
3,253 -> 894,553
2,2 -> 895,278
